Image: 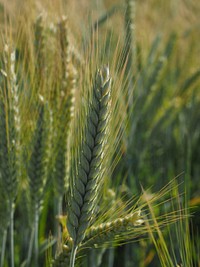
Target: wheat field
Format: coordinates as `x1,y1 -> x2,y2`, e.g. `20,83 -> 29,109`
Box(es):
0,0 -> 200,266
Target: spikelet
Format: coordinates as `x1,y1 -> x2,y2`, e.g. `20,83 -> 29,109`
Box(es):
0,45 -> 21,202
83,210 -> 143,247
67,66 -> 112,261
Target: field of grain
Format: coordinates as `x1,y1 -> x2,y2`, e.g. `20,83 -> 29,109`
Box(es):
0,0 -> 200,266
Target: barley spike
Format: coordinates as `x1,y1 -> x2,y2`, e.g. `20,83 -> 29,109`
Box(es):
67,66 -> 112,266
83,210 -> 143,247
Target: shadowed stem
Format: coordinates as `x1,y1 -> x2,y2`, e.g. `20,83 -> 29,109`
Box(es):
108,248 -> 114,267
27,226 -> 35,266
56,196 -> 63,253
10,202 -> 15,267
185,136 -> 191,205
34,204 -> 39,267
0,229 -> 7,267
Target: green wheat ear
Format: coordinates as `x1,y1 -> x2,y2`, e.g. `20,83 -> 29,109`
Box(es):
34,14 -> 46,90
28,96 -> 52,210
27,95 -> 52,265
82,210 -> 143,247
0,44 -> 21,267
54,66 -> 76,198
124,0 -> 136,110
52,211 -> 143,266
52,17 -> 77,254
124,0 -> 136,67
58,16 -> 70,82
66,66 -> 112,266
54,16 -> 76,198
0,45 -> 21,201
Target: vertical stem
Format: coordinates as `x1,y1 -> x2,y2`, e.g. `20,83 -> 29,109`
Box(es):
89,248 -> 106,267
125,0 -> 136,111
185,136 -> 191,205
0,229 -> 7,267
56,196 -> 63,253
34,204 -> 39,267
69,245 -> 77,267
57,196 -> 63,216
89,250 -> 97,267
27,226 -> 35,266
10,202 -> 15,267
108,248 -> 114,267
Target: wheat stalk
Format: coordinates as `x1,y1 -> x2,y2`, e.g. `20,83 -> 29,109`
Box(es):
124,0 -> 136,67
28,98 -> 51,207
0,46 -> 21,201
54,16 -> 76,199
0,44 -> 21,267
50,16 -> 77,253
52,211 -> 143,266
124,0 -> 136,111
58,16 -> 70,82
54,64 -> 76,212
66,66 -> 112,267
27,96 -> 52,266
0,182 -> 9,267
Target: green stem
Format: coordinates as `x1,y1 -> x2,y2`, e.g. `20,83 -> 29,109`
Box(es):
34,205 -> 39,267
56,196 -> 63,253
69,245 -> 77,267
10,202 -> 15,267
183,133 -> 192,210
27,226 -> 35,266
108,248 -> 114,267
186,137 -> 191,204
0,229 -> 7,267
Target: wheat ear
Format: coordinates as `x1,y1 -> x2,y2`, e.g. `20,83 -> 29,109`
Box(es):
83,210 -> 143,247
124,0 -> 136,70
67,66 -> 112,267
53,16 -> 76,253
58,16 -> 70,81
27,96 -> 52,266
124,0 -> 136,111
52,211 -> 143,266
0,46 -> 21,201
0,45 -> 21,267
54,16 -> 76,199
